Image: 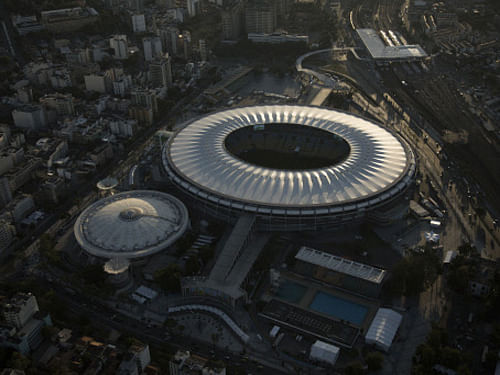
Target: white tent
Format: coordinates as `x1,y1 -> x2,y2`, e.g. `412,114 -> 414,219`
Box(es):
365,308 -> 403,352
309,340 -> 340,366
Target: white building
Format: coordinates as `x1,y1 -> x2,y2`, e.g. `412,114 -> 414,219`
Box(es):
2,293 -> 39,329
132,13 -> 146,33
310,340 -> 340,366
365,308 -> 403,352
110,35 -> 129,60
12,105 -> 47,130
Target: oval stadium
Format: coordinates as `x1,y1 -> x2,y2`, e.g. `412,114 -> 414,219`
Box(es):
163,105 -> 416,230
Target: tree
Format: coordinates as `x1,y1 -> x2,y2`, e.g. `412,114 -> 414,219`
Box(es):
441,347 -> 461,369
80,264 -> 107,285
184,256 -> 200,276
365,351 -> 384,371
165,318 -> 177,329
344,361 -> 365,375
386,249 -> 440,296
447,255 -> 475,294
200,245 -> 215,263
7,352 -> 31,370
154,263 -> 182,293
457,243 -> 475,257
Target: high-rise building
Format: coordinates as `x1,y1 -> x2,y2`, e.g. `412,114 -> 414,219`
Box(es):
131,89 -> 158,113
110,35 -> 129,60
2,293 -> 39,330
187,0 -> 201,17
221,0 -> 244,40
132,13 -> 146,33
199,39 -> 208,61
0,177 -> 12,209
150,54 -> 173,88
112,75 -> 133,97
143,36 -> 163,61
11,105 -> 47,131
39,93 -> 75,117
245,0 -> 277,34
181,30 -> 192,60
0,220 -> 15,251
130,0 -> 144,11
160,26 -> 179,55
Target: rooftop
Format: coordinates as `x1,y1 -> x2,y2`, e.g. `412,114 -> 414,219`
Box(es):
295,246 -> 386,284
357,29 -> 427,60
74,190 -> 189,259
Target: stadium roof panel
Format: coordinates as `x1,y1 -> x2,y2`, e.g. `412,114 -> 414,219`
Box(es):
357,29 -> 427,60
164,105 -> 412,210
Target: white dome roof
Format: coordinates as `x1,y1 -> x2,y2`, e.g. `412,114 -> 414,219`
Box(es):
74,190 -> 189,258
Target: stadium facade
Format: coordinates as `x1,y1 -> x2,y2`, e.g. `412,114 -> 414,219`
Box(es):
163,105 -> 416,231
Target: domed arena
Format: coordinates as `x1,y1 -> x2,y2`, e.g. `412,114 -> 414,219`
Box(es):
74,190 -> 189,259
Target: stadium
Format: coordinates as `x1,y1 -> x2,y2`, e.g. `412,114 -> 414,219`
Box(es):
163,105 -> 416,231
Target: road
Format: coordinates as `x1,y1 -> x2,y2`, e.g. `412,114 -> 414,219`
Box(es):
29,274 -> 290,374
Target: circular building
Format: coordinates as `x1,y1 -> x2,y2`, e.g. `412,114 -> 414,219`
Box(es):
96,176 -> 118,198
163,105 -> 416,230
74,190 -> 189,259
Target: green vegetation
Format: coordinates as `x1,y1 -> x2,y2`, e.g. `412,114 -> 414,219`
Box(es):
446,254 -> 475,294
77,264 -> 113,298
200,245 -> 215,264
386,246 -> 440,296
39,234 -> 64,268
154,263 -> 182,293
413,326 -> 472,375
344,361 -> 365,375
365,351 -> 384,371
214,39 -> 308,74
175,232 -> 196,255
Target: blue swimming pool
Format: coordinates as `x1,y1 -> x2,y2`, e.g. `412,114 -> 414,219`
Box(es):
275,281 -> 307,304
308,292 -> 368,326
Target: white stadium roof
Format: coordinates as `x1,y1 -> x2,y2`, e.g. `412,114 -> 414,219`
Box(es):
164,105 -> 414,214
74,190 -> 189,259
357,29 -> 427,60
365,308 -> 403,352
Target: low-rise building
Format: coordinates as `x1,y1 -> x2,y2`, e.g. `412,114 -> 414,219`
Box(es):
40,7 -> 99,33
169,350 -> 226,375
